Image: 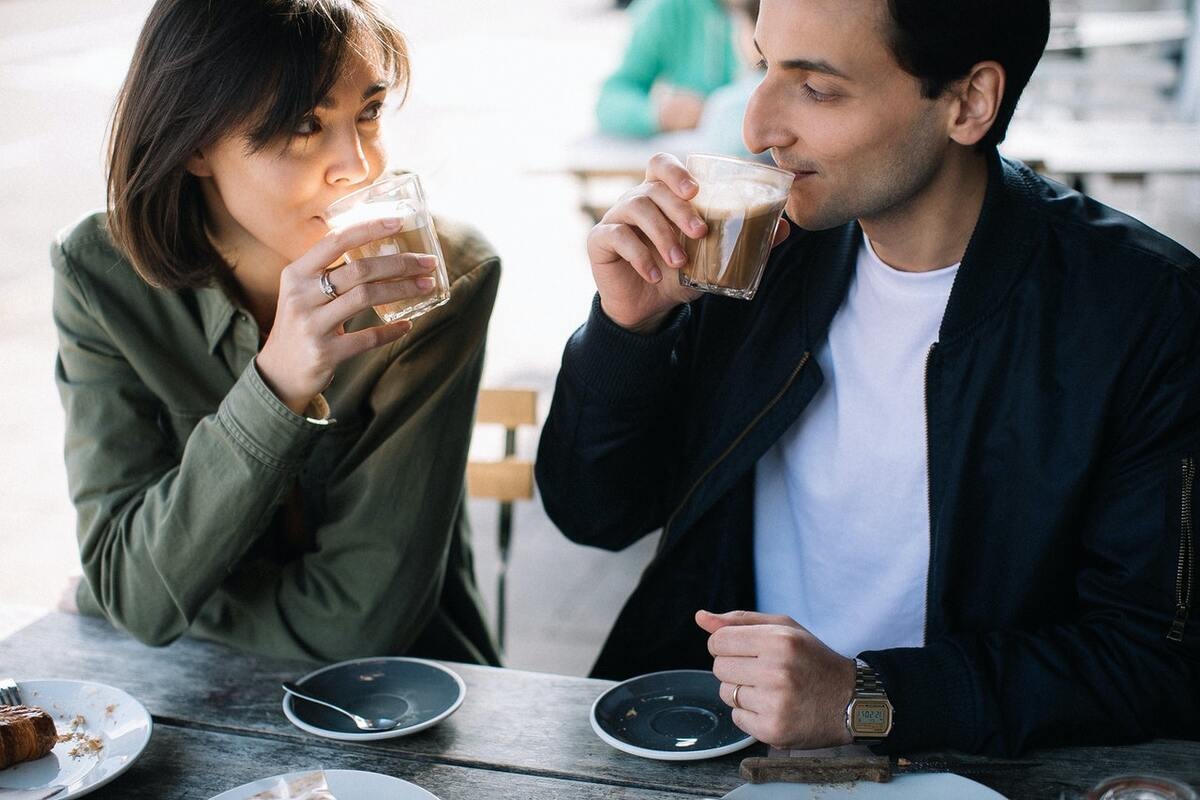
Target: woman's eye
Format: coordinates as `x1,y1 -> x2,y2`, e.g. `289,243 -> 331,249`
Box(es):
294,116 -> 321,136
359,102 -> 383,122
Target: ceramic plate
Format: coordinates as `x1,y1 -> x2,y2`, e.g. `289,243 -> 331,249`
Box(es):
0,679 -> 153,798
209,769 -> 438,800
722,773 -> 1008,799
281,657 -> 465,741
590,669 -> 755,761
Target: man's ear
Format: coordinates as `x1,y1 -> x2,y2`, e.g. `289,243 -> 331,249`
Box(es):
948,60 -> 1005,148
185,148 -> 213,178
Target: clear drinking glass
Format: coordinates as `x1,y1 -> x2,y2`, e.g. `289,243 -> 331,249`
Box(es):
322,173 -> 451,323
679,153 -> 794,300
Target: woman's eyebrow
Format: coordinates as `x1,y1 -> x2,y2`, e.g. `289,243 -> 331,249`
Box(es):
316,81 -> 390,109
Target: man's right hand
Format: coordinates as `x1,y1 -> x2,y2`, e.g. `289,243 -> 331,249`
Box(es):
586,153 -> 707,334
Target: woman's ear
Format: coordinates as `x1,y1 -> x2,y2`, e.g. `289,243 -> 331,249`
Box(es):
185,149 -> 213,178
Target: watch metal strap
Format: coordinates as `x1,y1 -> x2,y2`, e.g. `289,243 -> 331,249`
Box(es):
854,658 -> 885,695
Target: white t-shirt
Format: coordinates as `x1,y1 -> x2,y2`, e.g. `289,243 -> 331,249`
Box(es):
753,234 -> 959,658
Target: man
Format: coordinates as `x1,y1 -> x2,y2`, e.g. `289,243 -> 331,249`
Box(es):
538,0 -> 1200,756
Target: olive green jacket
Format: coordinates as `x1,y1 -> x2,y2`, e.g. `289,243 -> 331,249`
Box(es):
52,211 -> 502,666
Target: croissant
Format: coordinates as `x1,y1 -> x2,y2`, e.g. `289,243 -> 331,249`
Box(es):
0,705 -> 57,770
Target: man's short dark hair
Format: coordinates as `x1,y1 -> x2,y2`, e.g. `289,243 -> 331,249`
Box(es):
881,0 -> 1050,150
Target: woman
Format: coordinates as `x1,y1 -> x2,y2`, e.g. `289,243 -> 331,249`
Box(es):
52,0 -> 501,666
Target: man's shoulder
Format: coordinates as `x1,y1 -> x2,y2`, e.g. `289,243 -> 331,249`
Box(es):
1009,158 -> 1199,281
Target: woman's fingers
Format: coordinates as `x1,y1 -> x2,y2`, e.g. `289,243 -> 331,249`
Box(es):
325,252 -> 437,295
313,275 -> 438,329
329,320 -> 414,362
296,215 -> 408,276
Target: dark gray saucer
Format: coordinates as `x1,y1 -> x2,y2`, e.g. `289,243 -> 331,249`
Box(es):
590,669 -> 755,760
282,657 -> 465,741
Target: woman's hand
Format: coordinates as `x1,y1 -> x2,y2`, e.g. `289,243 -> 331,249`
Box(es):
256,215 -> 436,414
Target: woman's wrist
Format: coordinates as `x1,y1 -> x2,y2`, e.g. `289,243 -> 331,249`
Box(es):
254,350 -> 315,416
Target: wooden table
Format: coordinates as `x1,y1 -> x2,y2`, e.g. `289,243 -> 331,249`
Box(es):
2,611 -> 1198,799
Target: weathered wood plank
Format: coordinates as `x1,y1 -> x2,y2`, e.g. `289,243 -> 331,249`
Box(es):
78,723 -> 704,800
4,612 -> 1198,799
0,612 -> 752,796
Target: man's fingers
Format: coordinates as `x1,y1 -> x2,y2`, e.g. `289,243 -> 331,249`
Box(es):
645,181 -> 708,242
645,152 -> 698,199
298,215 -> 408,275
698,609 -> 799,632
730,707 -> 761,739
713,657 -> 761,690
617,196 -> 689,272
771,217 -> 791,248
596,223 -> 667,283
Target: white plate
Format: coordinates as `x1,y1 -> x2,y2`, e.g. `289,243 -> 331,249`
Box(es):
0,679 -> 153,798
722,773 -> 1007,799
282,657 -> 465,742
209,769 -> 439,800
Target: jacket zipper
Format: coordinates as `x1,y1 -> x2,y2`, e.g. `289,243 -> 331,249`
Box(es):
922,343 -> 937,644
659,352 -> 812,552
1168,457 -> 1195,642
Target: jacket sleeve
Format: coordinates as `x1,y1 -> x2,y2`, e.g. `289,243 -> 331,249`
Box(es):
862,282 -> 1200,756
595,0 -> 669,137
536,294 -> 690,551
188,256 -> 501,661
53,241 -> 324,648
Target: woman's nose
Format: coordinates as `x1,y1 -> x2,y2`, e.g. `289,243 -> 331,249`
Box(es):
326,128 -> 370,186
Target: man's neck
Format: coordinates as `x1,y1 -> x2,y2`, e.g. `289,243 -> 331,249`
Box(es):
860,148 -> 989,273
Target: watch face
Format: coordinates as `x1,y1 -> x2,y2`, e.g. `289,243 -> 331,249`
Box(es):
850,699 -> 893,737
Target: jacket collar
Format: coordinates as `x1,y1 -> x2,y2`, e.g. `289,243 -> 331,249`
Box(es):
195,283 -> 239,354
938,149 -> 1044,344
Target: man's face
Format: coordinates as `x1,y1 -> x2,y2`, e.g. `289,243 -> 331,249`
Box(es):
745,0 -> 957,231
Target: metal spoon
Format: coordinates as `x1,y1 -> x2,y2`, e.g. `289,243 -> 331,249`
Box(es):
281,682 -> 401,732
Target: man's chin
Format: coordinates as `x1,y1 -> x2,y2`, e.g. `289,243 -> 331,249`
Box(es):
785,198 -> 850,232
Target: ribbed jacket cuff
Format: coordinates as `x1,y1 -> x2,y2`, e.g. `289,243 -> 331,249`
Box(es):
216,360 -> 330,471
562,294 -> 690,402
859,641 -> 979,753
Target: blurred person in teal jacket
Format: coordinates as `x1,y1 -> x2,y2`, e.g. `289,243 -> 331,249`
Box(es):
596,0 -> 740,137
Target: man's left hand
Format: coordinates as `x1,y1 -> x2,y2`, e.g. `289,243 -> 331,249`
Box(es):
696,610 -> 857,749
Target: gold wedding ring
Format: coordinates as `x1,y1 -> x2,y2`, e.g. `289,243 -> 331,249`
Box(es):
731,683 -> 743,710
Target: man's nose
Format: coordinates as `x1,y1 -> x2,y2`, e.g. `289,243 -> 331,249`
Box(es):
743,79 -> 792,157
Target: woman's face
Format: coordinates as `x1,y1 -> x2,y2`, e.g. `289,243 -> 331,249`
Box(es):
189,51 -> 392,269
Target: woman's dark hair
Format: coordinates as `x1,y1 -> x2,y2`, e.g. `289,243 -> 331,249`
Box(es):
882,0 -> 1050,150
107,0 -> 409,290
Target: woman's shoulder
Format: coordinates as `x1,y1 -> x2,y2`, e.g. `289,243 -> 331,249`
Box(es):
431,214 -> 501,285
50,210 -> 133,284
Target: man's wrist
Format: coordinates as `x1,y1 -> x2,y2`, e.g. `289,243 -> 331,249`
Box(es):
598,300 -> 676,336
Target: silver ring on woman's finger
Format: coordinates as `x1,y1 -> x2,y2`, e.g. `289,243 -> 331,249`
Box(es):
731,683 -> 743,710
319,269 -> 338,301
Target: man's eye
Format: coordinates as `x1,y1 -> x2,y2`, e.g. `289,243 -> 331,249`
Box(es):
754,59 -> 767,71
803,84 -> 834,102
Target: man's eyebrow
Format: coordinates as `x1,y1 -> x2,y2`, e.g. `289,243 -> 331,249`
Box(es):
316,81 -> 390,109
752,39 -> 850,79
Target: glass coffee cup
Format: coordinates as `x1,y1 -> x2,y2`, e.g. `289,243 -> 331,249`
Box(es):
678,153 -> 794,301
322,173 -> 451,323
